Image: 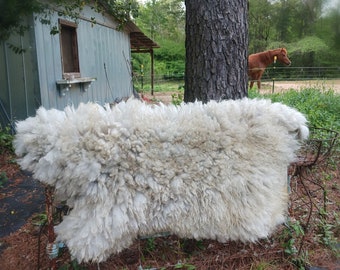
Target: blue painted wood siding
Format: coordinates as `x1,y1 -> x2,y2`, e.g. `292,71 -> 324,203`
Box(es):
35,7 -> 133,110
0,8 -> 133,128
0,15 -> 40,130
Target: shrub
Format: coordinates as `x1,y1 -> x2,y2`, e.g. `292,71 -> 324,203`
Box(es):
0,126 -> 14,154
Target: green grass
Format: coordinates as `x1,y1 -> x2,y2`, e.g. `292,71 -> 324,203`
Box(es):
135,80 -> 184,93
249,88 -> 340,133
0,126 -> 14,154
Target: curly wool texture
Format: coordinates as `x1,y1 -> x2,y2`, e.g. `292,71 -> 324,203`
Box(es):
14,98 -> 308,263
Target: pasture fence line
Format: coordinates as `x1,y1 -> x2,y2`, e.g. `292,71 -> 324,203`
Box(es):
261,66 -> 340,82
133,67 -> 340,91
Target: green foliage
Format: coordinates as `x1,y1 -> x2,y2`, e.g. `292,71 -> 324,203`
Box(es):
171,93 -> 183,106
248,0 -> 274,53
0,0 -> 139,42
174,262 -> 196,270
155,39 -> 185,74
270,0 -> 323,42
6,43 -> 27,54
136,0 -> 339,80
249,88 -> 340,132
136,81 -> 184,93
292,36 -> 329,54
251,261 -> 275,270
105,0 -> 139,26
146,237 -> 156,252
31,213 -> 47,226
0,0 -> 43,41
133,38 -> 185,77
287,36 -> 330,66
0,126 -> 14,189
316,211 -> 339,254
58,259 -> 86,270
0,126 -> 14,154
40,0 -> 139,34
249,0 -> 339,66
0,172 -> 8,188
134,0 -> 185,76
136,0 -> 185,42
282,220 -> 309,269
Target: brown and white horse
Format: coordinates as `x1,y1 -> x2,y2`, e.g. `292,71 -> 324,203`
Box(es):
248,48 -> 291,90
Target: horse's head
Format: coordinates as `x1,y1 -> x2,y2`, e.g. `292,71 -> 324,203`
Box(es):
276,48 -> 291,66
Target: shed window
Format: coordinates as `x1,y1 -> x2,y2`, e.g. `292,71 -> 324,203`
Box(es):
59,19 -> 80,79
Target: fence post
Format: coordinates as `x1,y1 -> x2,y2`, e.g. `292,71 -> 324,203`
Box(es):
140,64 -> 144,90
272,56 -> 277,93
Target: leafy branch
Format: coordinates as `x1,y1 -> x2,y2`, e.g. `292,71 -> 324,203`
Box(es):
0,0 -> 139,42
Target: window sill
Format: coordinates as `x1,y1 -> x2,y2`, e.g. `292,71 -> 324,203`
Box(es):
56,77 -> 96,96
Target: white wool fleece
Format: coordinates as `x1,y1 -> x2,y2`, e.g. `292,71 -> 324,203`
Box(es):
14,98 -> 308,263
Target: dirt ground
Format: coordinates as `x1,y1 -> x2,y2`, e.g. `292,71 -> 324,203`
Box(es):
141,80 -> 340,104
260,79 -> 340,94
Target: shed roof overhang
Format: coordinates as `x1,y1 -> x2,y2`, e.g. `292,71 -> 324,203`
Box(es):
125,21 -> 159,95
125,21 -> 160,53
98,1 -> 159,52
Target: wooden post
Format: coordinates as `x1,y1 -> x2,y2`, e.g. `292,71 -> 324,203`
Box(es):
45,186 -> 57,270
151,49 -> 155,96
272,56 -> 277,93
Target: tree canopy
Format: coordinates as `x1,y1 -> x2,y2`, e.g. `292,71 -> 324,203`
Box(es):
135,0 -> 339,78
248,0 -> 340,66
133,0 -> 185,76
2,0 -> 338,73
0,0 -> 43,41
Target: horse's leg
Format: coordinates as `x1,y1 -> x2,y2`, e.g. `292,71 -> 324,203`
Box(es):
250,81 -> 254,89
257,70 -> 264,91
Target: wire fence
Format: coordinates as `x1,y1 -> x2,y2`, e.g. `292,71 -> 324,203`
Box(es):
133,67 -> 340,90
260,66 -> 340,82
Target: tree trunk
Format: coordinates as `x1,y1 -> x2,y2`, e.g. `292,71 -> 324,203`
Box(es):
184,0 -> 248,103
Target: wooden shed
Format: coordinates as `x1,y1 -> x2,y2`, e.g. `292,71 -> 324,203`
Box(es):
0,4 -> 159,130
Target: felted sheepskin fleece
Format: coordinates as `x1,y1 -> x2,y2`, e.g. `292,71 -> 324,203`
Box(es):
14,98 -> 309,263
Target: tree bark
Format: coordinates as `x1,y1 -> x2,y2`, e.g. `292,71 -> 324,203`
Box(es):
184,0 -> 248,103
